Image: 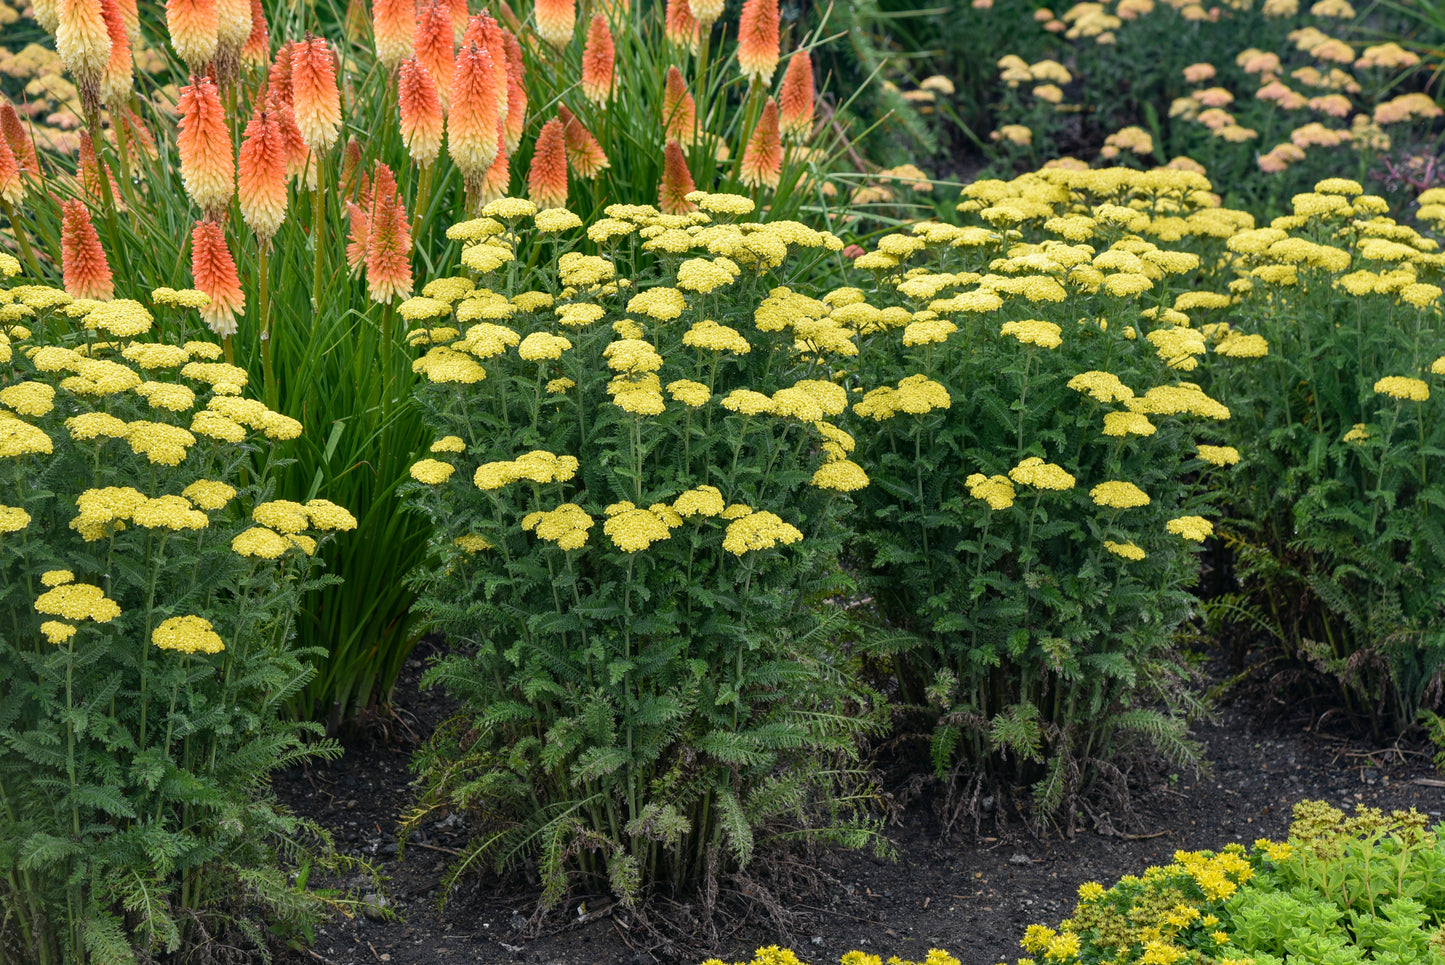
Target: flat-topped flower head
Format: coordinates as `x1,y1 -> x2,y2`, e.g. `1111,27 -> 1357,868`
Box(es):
1090,480 -> 1150,509
1009,456 -> 1075,490
35,582 -> 121,622
1167,515 -> 1213,541
722,510 -> 802,555
1374,376 -> 1429,401
153,614 -> 225,654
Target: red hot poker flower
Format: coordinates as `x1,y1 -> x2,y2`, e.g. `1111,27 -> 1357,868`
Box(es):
663,65 -> 696,145
366,164 -> 413,304
739,97 -> 781,189
501,28 -> 527,152
237,103 -> 288,244
291,35 -> 341,155
448,41 -> 501,185
557,104 -> 608,178
528,117 -> 568,210
61,199 -> 113,299
399,57 -> 444,168
164,0 -> 218,75
1,103 -> 40,175
372,0 -> 414,69
533,0 -> 575,49
580,14 -> 615,106
99,0 -> 133,109
665,0 -> 699,52
413,0 -> 454,109
241,0 -> 269,67
177,74 -> 235,218
736,0 -> 779,86
191,220 -> 245,336
779,49 -> 814,139
659,138 -> 696,214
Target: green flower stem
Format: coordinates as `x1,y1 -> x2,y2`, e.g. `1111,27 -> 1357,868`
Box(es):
259,243 -> 276,411
1,199 -> 42,278
311,162 -> 327,314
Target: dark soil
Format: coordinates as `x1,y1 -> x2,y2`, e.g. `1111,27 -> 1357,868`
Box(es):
274,643 -> 1445,965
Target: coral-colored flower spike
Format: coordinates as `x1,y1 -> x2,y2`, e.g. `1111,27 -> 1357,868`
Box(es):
0,137 -> 23,205
665,0 -> 699,52
372,0 -> 415,69
238,104 -> 288,245
399,58 -> 444,168
663,65 -> 695,145
2,103 -> 40,176
779,49 -> 813,139
502,29 -> 527,152
366,164 -> 413,304
242,0 -> 269,67
414,0 -> 454,109
345,202 -> 369,274
659,138 -> 696,214
177,74 -> 235,218
165,0 -> 219,75
479,126 -> 510,202
291,35 -> 342,155
736,0 -> 779,87
533,0 -> 575,49
447,0 -> 468,38
449,41 -> 501,185
191,220 -> 244,336
528,117 -> 567,209
79,131 -> 124,208
557,104 -> 608,178
113,0 -> 137,39
739,97 -> 781,189
56,0 -> 112,115
481,15 -> 510,122
99,0 -> 132,109
580,14 -> 615,106
267,40 -> 293,103
688,0 -> 722,28
61,200 -> 113,300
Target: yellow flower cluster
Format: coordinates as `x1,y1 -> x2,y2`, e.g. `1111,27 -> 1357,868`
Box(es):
603,502 -> 676,552
523,503 -> 595,550
473,451 -> 581,490
1374,376 -> 1429,401
721,510 -> 804,556
152,614 -> 226,654
853,376 -> 951,421
34,582 -> 121,623
967,473 -> 1016,510
1009,457 -> 1075,490
1068,371 -> 1134,403
1091,481 -> 1151,509
684,319 -> 751,354
1104,540 -> 1146,560
1167,515 -> 1214,541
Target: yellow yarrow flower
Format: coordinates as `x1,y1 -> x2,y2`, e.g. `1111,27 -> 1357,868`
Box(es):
0,381 -> 55,416
41,570 -> 75,586
1103,411 -> 1157,437
431,436 -> 466,453
547,377 -> 575,394
1001,319 -> 1063,349
1009,457 -> 1075,490
966,473 -> 1016,510
604,507 -> 672,552
133,495 -> 208,530
411,459 -> 456,485
683,319 -> 751,354
1091,481 -> 1151,508
232,527 -> 294,558
152,614 -> 225,654
454,534 -> 493,553
673,485 -> 726,518
0,419 -> 53,458
722,511 -> 803,555
523,503 -> 594,550
1374,375 -> 1429,401
666,380 -> 711,407
40,621 -> 77,644
34,583 -> 121,622
1196,444 -> 1240,465
182,480 -> 236,510
1104,540 -> 1147,560
812,460 -> 869,492
517,332 -> 573,362
1067,371 -> 1134,402
1168,515 -> 1214,541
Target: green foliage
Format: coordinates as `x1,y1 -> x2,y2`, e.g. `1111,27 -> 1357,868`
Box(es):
841,165 -> 1223,816
993,800 -> 1445,965
0,290 -> 353,961
400,195 -> 887,910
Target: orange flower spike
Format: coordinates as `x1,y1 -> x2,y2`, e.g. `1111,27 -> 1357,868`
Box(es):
739,97 -> 781,189
659,138 -> 696,214
479,127 -> 511,202
779,49 -> 813,139
61,200 -> 113,300
372,0 -> 415,70
191,220 -> 245,336
480,14 -> 510,122
120,107 -> 158,158
665,0 -> 699,52
414,0 -> 454,109
340,137 -> 363,196
557,103 -> 609,178
447,0 -> 468,38
56,0 -> 112,115
241,0 -> 269,67
0,137 -> 23,205
580,14 -> 615,106
78,130 -> 123,206
1,103 -> 40,176
177,74 -> 235,218
502,29 -> 527,152
533,0 -> 575,49
663,65 -> 696,145
688,0 -> 722,28
291,35 -> 342,155
112,0 -> 138,39
268,96 -> 310,180
736,0 -> 779,87
399,58 -> 444,168
98,0 -> 133,109
165,0 -> 219,75
365,164 -> 412,304
237,104 -> 288,245
345,201 -> 369,275
528,117 -> 567,209
267,40 -> 294,104
448,41 -> 501,184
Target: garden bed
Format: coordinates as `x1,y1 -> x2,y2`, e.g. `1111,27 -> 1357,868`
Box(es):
277,647 -> 1445,965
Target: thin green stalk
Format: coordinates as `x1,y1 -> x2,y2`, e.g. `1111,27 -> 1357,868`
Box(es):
312,161 -> 327,313
259,244 -> 275,411
1,199 -> 42,277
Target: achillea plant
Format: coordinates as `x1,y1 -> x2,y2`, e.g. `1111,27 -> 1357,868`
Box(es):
401,195 -> 886,911
843,166 -> 1233,817
0,265 -> 356,962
